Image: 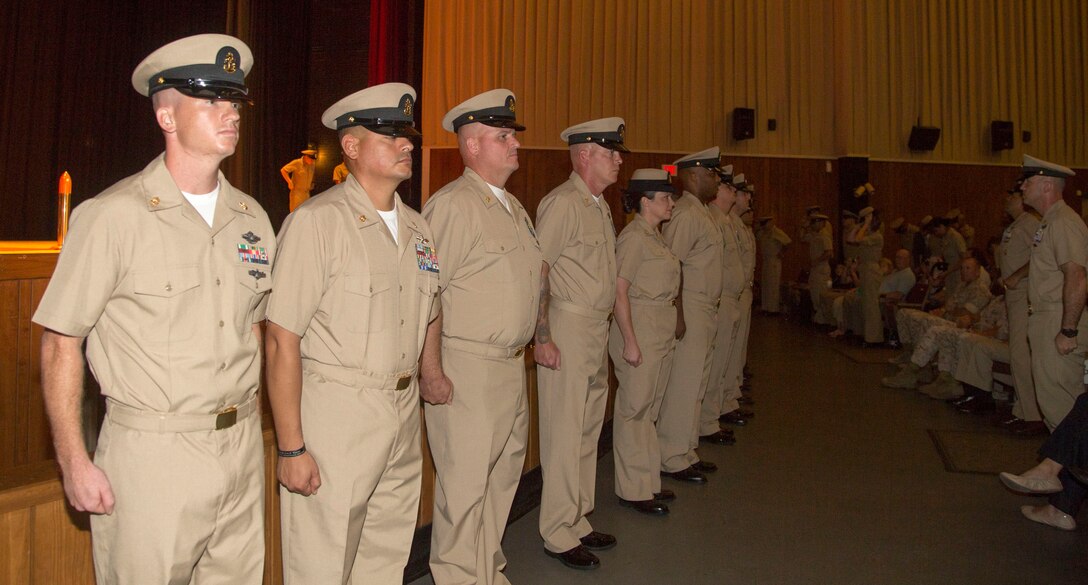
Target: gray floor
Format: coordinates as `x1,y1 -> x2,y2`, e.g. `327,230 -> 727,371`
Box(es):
412,314 -> 1088,585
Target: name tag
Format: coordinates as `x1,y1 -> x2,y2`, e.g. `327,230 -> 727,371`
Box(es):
416,243 -> 439,273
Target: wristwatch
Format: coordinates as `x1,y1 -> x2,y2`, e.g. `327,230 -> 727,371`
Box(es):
1060,328 -> 1078,338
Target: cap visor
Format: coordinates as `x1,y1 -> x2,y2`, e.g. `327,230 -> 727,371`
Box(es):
480,119 -> 526,132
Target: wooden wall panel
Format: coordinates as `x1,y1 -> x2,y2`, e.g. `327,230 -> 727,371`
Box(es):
29,500 -> 94,584
0,508 -> 31,583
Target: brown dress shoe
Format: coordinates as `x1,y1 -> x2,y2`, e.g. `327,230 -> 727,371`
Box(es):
545,545 -> 600,570
579,531 -> 617,550
661,466 -> 708,483
618,497 -> 669,516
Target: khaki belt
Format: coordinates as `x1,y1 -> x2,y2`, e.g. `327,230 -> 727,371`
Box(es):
629,297 -> 677,307
442,336 -> 526,359
303,360 -> 415,391
107,393 -> 258,433
549,296 -> 612,321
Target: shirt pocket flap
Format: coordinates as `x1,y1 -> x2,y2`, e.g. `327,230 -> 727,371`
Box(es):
483,239 -> 517,254
344,272 -> 394,297
133,267 -> 201,298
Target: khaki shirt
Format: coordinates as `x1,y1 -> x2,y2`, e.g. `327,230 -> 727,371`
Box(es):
942,228 -> 967,266
267,175 -> 438,375
663,192 -> 724,304
423,168 -> 542,348
282,157 -> 316,193
1028,200 -> 1088,310
32,154 -> 274,414
1000,212 -> 1040,281
711,206 -> 745,297
857,231 -> 884,262
616,214 -> 680,302
536,172 -> 617,313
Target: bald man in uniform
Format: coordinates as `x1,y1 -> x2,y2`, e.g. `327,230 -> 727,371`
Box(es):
36,35 -> 272,584
420,89 -> 543,583
534,117 -> 628,570
1020,154 -> 1087,430
657,147 -> 725,484
265,83 -> 437,584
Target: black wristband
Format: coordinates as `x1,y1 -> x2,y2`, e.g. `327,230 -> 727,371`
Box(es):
1060,328 -> 1078,338
278,444 -> 306,458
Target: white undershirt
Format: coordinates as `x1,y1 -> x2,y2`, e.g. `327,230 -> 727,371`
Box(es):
377,207 -> 399,244
182,183 -> 219,227
592,194 -> 602,206
486,182 -> 512,213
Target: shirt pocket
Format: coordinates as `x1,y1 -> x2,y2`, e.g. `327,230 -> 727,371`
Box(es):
483,238 -> 519,282
132,266 -> 203,343
343,272 -> 394,333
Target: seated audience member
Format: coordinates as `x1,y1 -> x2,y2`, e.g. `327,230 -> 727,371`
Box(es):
827,258 -> 860,338
883,257 -> 991,383
882,294 -> 1006,398
879,249 -> 917,346
999,392 -> 1088,531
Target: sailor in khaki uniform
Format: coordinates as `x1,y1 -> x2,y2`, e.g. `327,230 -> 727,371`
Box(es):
35,35 -> 271,584
719,175 -> 756,426
419,89 -> 543,584
995,182 -> 1044,433
610,169 -> 680,517
281,145 -> 318,211
657,147 -> 725,484
804,213 -> 834,325
757,216 -> 792,314
850,207 -> 885,344
534,117 -> 627,569
264,83 -> 437,584
1021,155 -> 1087,430
699,166 -> 745,445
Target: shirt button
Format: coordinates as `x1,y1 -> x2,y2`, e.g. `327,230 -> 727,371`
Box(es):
401,353 -> 406,359
216,277 -> 221,286
399,285 -> 403,292
219,320 -> 225,328
164,283 -> 172,292
220,363 -> 227,370
400,319 -> 405,325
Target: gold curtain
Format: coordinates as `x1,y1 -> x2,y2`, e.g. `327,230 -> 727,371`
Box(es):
423,0 -> 1087,166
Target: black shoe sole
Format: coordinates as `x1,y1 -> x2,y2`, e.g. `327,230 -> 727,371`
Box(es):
545,549 -> 600,570
618,498 -> 669,516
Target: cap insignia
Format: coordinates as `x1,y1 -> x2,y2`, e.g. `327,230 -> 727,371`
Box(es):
506,95 -> 516,112
223,51 -> 237,74
403,96 -> 413,117
618,124 -> 625,140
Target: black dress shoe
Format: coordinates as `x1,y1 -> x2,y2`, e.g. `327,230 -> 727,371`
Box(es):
699,430 -> 737,445
1069,466 -> 1088,486
545,545 -> 600,570
1008,420 -> 1049,437
995,414 -> 1022,427
950,394 -> 974,407
653,489 -> 676,502
579,531 -> 617,551
956,394 -> 996,414
735,408 -> 755,418
661,466 -> 708,483
719,411 -> 748,426
738,395 -> 755,405
619,498 -> 669,516
691,460 -> 718,473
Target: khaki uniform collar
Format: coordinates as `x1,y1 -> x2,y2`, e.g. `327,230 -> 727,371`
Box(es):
341,174 -> 422,246
569,171 -> 598,206
462,167 -> 510,210
140,154 -> 256,229
1042,199 -> 1068,222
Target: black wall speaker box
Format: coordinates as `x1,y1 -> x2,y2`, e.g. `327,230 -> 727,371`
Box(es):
1022,130 -> 1032,143
908,126 -> 941,151
733,108 -> 755,140
991,120 -> 1014,151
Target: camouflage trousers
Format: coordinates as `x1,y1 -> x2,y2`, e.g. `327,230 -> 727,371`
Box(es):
895,308 -> 950,346
909,323 -> 970,372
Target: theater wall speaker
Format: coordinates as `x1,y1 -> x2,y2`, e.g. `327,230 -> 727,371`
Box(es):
991,120 -> 1014,151
908,126 -> 941,151
733,108 -> 755,141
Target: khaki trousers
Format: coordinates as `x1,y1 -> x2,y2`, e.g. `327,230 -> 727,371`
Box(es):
700,294 -> 742,436
761,259 -> 782,311
952,333 -> 1009,391
537,305 -> 610,553
858,261 -> 884,343
720,288 -> 753,417
610,301 -> 677,501
281,368 -> 422,585
657,296 -> 718,472
1006,289 -> 1041,421
426,344 -> 528,585
1027,309 -> 1088,430
91,409 -> 264,585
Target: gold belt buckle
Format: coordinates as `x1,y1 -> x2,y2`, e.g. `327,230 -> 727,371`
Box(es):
514,346 -> 525,358
215,406 -> 238,430
396,376 -> 412,391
